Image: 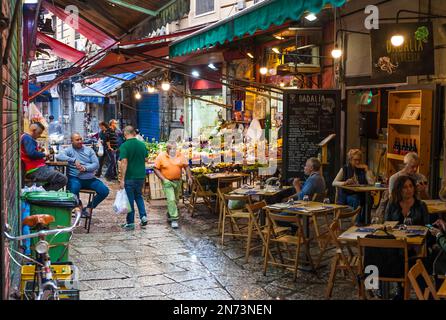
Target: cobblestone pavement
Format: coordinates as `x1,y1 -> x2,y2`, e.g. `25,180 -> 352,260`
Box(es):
72,180 -> 358,300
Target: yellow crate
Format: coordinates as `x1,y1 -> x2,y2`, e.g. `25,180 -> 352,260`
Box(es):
21,264 -> 73,297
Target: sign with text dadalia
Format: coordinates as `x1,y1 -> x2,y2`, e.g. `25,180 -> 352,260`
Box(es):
371,22 -> 434,80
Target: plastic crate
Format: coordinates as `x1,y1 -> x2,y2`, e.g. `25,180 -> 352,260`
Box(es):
20,263 -> 78,300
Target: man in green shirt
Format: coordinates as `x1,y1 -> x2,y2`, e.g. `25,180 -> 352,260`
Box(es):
119,126 -> 148,230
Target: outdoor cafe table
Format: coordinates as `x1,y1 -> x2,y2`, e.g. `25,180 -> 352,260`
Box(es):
424,199 -> 446,216
230,186 -> 293,198
338,222 -> 428,247
203,172 -> 250,180
338,185 -> 388,225
266,201 -> 349,271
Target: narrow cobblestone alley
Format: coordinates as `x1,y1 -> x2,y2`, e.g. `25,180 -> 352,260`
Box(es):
72,181 -> 358,300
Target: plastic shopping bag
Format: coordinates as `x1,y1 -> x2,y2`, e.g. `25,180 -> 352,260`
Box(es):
97,141 -> 104,157
113,189 -> 131,214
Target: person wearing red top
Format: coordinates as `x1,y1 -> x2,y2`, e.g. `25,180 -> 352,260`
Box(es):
21,122 -> 67,191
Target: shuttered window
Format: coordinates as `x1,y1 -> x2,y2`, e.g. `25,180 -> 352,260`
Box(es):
196,0 -> 214,16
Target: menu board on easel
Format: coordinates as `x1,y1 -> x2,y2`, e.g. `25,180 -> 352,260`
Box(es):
282,90 -> 341,182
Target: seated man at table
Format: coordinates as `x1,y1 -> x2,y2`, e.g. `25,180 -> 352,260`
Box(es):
388,152 -> 429,199
21,122 -> 68,191
288,157 -> 326,201
56,133 -> 109,217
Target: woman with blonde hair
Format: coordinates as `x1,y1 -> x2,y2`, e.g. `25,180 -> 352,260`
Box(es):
333,148 -> 375,224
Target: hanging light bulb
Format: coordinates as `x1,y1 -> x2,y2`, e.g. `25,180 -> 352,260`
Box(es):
161,81 -> 171,91
147,85 -> 156,93
304,13 -> 317,22
247,52 -> 254,59
134,90 -> 141,99
331,45 -> 343,59
260,67 -> 268,75
391,34 -> 405,47
279,81 -> 285,88
191,70 -> 200,78
272,47 -> 280,54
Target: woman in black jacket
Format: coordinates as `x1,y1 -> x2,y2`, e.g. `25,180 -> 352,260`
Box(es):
385,175 -> 428,226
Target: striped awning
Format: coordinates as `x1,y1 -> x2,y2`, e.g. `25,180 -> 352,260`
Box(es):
170,0 -> 346,57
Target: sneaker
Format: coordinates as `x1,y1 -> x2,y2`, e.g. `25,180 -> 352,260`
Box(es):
120,223 -> 135,231
170,220 -> 179,229
140,216 -> 148,226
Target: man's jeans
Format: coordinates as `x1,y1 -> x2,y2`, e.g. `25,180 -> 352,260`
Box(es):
67,176 -> 110,208
105,149 -> 117,179
27,166 -> 68,191
125,179 -> 147,224
162,180 -> 181,221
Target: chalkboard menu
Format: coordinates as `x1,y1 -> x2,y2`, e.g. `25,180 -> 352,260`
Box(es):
282,90 -> 341,183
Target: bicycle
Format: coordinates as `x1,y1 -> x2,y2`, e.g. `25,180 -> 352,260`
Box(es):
4,208 -> 81,300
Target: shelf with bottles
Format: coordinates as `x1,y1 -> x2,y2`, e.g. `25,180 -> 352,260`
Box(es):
389,137 -> 418,158
386,89 -> 432,179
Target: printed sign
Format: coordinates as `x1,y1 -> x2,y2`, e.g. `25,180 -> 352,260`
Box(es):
371,22 -> 434,80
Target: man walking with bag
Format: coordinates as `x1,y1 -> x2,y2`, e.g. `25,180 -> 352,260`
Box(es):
119,126 -> 148,230
154,142 -> 193,229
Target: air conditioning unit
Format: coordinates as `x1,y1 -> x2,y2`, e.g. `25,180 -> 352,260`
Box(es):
236,0 -> 246,10
277,46 -> 321,75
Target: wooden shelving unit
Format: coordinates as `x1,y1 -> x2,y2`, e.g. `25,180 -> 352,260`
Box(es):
386,90 -> 432,179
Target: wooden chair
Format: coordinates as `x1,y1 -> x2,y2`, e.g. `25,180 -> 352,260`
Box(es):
189,175 -> 217,217
245,201 -> 269,262
357,237 -> 410,300
220,194 -> 252,245
335,206 -> 361,232
216,186 -> 235,233
79,189 -> 97,233
408,259 -> 439,300
325,220 -> 360,298
263,209 -> 314,281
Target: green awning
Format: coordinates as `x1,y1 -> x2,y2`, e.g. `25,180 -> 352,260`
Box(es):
170,0 -> 346,57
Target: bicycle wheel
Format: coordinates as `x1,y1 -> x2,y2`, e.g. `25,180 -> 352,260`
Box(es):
41,287 -> 59,300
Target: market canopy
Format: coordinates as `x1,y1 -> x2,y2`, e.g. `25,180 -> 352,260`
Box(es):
74,72 -> 140,104
42,0 -> 190,48
36,31 -> 86,63
85,28 -> 202,75
170,0 -> 346,57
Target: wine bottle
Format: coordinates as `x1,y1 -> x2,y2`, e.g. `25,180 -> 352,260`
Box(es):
413,139 -> 418,153
409,139 -> 413,152
402,139 -> 407,155
396,138 -> 401,154
393,138 -> 399,154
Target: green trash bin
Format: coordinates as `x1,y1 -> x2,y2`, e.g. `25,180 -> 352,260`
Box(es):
24,191 -> 78,263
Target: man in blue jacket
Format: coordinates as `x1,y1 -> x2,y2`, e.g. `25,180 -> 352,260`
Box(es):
289,157 -> 326,201
56,133 -> 109,217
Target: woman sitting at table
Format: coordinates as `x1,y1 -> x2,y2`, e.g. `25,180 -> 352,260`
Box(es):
384,175 -> 429,226
332,148 -> 375,224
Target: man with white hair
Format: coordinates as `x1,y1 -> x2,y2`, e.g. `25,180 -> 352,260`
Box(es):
388,152 -> 428,198
154,141 -> 193,229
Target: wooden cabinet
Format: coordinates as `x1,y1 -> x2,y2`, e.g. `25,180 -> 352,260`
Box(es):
386,90 -> 432,179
